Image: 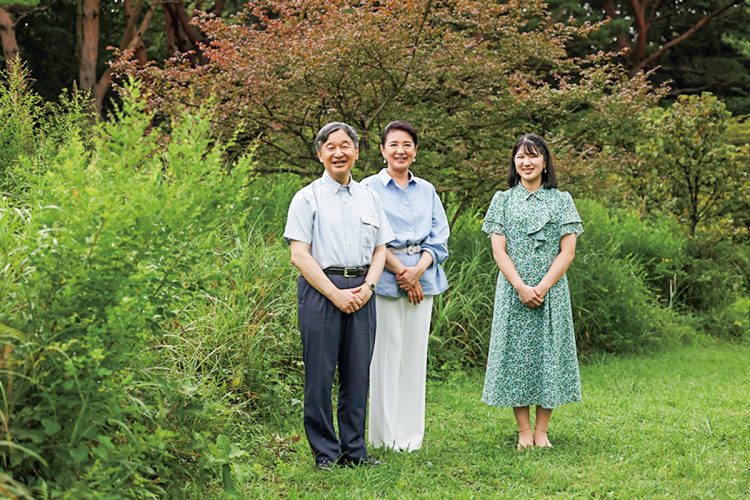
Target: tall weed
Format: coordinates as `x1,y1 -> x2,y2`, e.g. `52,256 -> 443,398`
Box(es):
0,61 -> 41,192
430,210 -> 495,372
0,83 -> 259,496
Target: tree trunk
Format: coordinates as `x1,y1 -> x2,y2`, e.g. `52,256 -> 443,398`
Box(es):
78,0 -> 101,92
120,0 -> 146,63
165,1 -> 209,64
0,8 -> 20,70
164,3 -> 178,55
628,0 -> 743,76
93,0 -> 157,114
211,0 -> 226,15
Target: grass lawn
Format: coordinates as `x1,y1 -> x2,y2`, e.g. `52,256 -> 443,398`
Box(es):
242,340 -> 749,497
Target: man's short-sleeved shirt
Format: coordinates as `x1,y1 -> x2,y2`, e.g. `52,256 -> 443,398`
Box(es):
284,171 -> 395,269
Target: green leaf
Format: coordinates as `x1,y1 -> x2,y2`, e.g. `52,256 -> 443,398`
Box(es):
41,419 -> 61,436
69,443 -> 89,465
0,322 -> 25,340
215,434 -> 231,460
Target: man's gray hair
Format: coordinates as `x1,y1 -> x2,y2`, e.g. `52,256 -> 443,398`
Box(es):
314,122 -> 359,151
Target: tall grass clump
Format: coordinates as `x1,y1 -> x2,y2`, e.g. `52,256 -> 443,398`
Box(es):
0,78 -> 293,496
569,200 -> 695,355
430,208 -> 495,372
156,173 -> 306,429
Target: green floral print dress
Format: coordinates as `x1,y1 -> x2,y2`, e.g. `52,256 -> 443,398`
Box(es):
481,184 -> 583,409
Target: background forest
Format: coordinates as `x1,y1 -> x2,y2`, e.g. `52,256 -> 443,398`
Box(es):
0,0 -> 748,497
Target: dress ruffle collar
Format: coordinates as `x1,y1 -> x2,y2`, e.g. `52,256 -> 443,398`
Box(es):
515,184 -> 550,250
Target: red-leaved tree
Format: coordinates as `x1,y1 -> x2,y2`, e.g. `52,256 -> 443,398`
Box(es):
116,0 -> 664,209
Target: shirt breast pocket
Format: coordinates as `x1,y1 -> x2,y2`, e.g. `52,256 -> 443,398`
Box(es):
360,214 -> 380,250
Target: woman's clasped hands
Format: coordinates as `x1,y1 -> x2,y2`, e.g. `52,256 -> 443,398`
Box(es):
396,266 -> 424,305
516,283 -> 548,308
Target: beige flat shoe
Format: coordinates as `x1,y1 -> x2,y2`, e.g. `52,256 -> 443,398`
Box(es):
534,428 -> 553,448
516,427 -> 534,451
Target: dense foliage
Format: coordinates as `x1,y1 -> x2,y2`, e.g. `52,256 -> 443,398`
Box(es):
0,78 -> 302,497
119,0 -> 664,210
113,0 -> 750,240
546,0 -> 750,114
2,0 -> 748,119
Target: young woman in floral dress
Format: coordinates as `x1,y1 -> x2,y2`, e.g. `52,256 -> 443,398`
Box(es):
481,134 -> 583,450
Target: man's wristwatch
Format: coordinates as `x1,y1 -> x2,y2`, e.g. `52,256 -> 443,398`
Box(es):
365,280 -> 376,292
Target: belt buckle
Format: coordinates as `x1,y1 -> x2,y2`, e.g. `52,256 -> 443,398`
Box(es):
343,267 -> 357,278
407,245 -> 420,255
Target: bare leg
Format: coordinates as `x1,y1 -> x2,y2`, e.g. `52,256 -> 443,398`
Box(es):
534,406 -> 553,448
513,406 -> 534,450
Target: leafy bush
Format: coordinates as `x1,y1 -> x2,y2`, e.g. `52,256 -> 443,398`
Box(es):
680,239 -> 750,339
702,296 -> 750,340
681,239 -> 750,312
0,83 -> 272,496
1,63 -> 92,197
0,61 -> 39,188
607,209 -> 687,304
569,200 -> 695,355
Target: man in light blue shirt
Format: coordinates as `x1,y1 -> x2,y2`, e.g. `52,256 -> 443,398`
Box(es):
284,122 -> 394,470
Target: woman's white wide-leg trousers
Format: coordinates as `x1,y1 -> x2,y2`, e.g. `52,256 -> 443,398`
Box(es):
368,294 -> 433,451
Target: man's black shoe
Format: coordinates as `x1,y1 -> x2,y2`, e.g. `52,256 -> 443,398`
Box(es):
316,460 -> 336,471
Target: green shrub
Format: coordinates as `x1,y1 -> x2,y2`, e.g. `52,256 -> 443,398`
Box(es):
675,237 -> 750,339
570,199 -> 695,355
702,296 -> 750,340
607,209 -> 687,305
0,83 -> 261,496
568,241 -> 694,356
0,61 -> 39,189
681,239 -> 750,311
1,63 -> 92,198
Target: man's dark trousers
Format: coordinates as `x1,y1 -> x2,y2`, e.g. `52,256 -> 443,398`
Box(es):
297,274 -> 376,465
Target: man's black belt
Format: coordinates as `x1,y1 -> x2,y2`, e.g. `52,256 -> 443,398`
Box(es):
324,266 -> 369,277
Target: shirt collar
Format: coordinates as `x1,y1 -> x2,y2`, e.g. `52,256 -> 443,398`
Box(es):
321,170 -> 354,195
515,183 -> 548,200
377,168 -> 415,187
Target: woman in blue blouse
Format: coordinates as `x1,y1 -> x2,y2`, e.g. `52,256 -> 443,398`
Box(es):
362,120 -> 450,452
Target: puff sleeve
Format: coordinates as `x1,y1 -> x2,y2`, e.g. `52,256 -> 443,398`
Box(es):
559,192 -> 583,237
482,190 -> 507,236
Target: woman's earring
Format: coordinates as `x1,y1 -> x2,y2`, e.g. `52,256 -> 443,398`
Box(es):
543,168 -> 547,173
383,158 -> 387,165
413,155 -> 417,164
